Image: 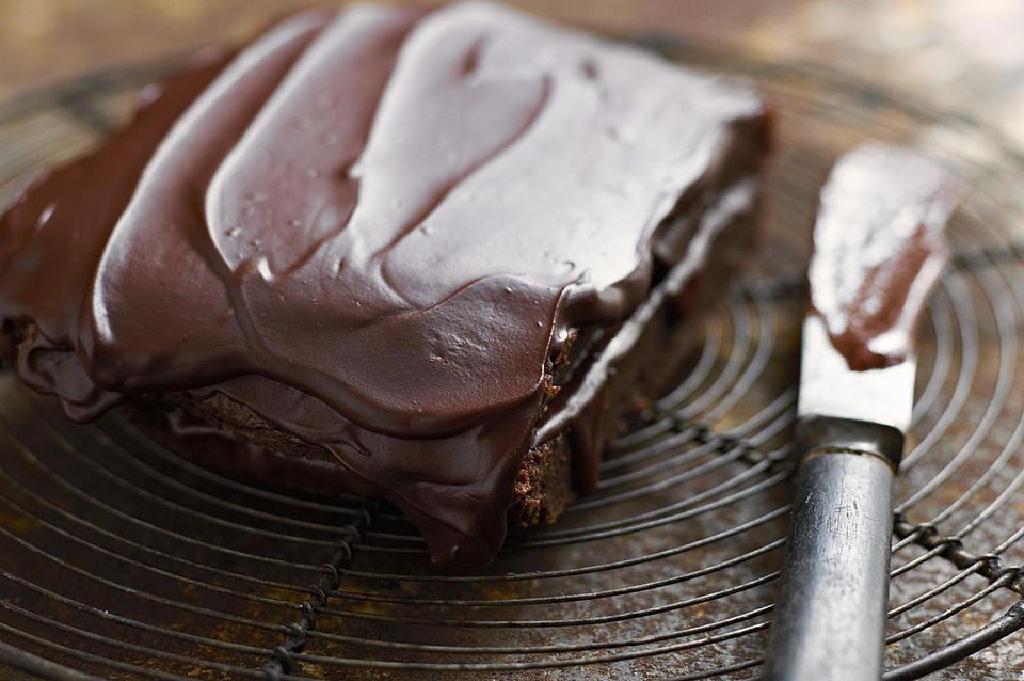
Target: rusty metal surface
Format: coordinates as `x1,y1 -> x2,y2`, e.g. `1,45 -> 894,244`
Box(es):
0,38 -> 1022,680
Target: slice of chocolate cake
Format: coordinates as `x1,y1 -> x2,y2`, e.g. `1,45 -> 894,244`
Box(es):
0,1 -> 771,566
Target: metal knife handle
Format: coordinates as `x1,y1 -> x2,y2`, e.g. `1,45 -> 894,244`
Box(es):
763,416 -> 903,681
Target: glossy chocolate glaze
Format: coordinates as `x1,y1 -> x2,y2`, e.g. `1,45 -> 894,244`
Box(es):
810,145 -> 958,371
0,2 -> 767,564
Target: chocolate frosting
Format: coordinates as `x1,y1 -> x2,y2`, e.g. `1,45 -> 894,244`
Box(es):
810,145 -> 958,371
0,1 -> 766,564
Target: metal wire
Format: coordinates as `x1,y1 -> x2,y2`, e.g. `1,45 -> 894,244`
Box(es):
0,36 -> 1021,681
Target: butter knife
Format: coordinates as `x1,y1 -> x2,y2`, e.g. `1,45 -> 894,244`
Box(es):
764,145 -> 960,681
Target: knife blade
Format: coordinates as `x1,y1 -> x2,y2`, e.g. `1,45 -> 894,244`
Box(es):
764,144 -> 960,681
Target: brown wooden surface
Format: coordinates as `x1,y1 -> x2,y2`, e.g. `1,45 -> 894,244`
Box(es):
0,0 -> 786,100
2,1 -> 1022,145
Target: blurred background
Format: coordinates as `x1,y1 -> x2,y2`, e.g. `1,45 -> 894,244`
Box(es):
1,0 -> 1023,146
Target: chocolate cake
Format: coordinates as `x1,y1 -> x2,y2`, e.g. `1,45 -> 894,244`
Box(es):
0,2 -> 771,565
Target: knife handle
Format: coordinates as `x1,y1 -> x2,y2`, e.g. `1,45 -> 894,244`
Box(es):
763,416 -> 903,681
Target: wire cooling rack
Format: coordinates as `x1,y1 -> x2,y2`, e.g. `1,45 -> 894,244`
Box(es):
0,34 -> 1022,681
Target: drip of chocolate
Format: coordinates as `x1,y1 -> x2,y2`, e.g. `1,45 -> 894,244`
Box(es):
810,145 -> 959,371
0,1 -> 766,564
